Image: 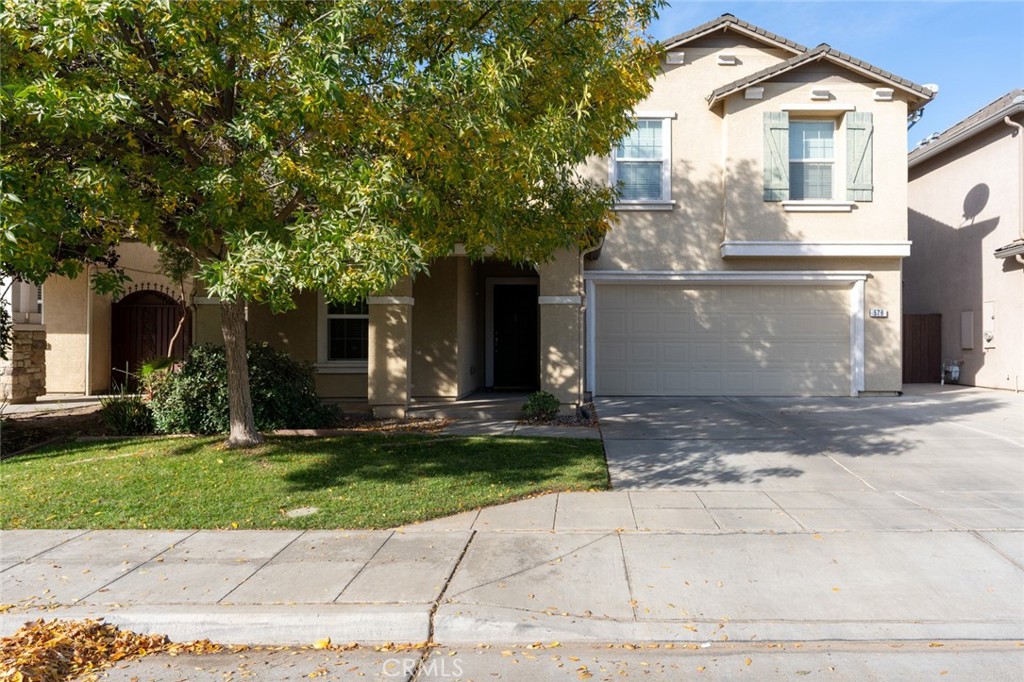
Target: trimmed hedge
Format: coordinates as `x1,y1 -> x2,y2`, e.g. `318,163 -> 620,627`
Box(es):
151,343 -> 335,434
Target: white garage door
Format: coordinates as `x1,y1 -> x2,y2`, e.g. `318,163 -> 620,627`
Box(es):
594,283 -> 851,396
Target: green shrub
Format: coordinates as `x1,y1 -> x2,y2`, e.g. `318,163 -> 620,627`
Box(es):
522,390 -> 560,421
151,343 -> 335,434
99,391 -> 154,436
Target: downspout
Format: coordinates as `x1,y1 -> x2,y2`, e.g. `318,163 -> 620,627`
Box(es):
1003,115 -> 1024,393
579,234 -> 605,409
84,264 -> 92,396
1005,115 -> 1024,245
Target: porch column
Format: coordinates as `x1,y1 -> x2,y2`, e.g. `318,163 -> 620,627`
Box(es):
367,277 -> 414,418
537,249 -> 583,413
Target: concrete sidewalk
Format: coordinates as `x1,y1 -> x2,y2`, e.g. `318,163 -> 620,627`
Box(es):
3,499 -> 1022,646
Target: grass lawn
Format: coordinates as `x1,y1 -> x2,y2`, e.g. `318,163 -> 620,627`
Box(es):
0,434 -> 607,529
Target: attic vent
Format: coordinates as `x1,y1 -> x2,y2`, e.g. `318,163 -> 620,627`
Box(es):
666,51 -> 685,65
744,87 -> 764,100
717,53 -> 738,66
810,89 -> 832,101
874,88 -> 895,101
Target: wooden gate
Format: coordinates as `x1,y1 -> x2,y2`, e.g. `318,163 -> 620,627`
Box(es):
902,313 -> 941,383
110,290 -> 190,391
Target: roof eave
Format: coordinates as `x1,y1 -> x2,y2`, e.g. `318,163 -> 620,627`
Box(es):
707,51 -> 935,110
663,21 -> 806,55
909,101 -> 1024,168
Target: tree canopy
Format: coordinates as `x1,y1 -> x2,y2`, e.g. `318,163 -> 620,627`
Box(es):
1,0 -> 663,443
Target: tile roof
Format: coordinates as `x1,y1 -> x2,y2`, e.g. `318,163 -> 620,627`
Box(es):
909,89 -> 1024,165
706,44 -> 937,109
661,13 -> 807,54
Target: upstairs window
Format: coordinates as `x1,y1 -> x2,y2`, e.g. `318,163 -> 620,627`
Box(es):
789,121 -> 835,200
610,114 -> 674,209
326,300 -> 368,361
764,110 -> 873,208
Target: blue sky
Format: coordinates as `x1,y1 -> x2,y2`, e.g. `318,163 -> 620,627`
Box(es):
648,1 -> 1024,148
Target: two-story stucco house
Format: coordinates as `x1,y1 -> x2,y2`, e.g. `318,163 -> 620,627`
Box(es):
903,90 -> 1024,391
9,15 -> 935,414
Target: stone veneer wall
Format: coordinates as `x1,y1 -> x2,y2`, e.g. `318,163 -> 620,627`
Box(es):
0,325 -> 46,403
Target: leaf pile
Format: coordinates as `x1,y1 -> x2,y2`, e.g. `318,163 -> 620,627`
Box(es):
0,618 -> 224,682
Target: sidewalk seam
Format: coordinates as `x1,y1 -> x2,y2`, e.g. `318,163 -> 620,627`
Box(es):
218,530 -> 307,604
3,529 -> 90,567
966,529 -> 1024,572
617,532 -> 638,622
411,529 -> 476,680
331,531 -> 394,603
77,529 -> 200,603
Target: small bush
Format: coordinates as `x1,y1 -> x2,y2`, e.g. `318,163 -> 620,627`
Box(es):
99,391 -> 154,436
522,390 -> 561,421
151,343 -> 335,434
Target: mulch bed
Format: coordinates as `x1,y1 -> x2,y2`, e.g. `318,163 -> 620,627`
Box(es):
518,401 -> 599,428
0,406 -> 109,458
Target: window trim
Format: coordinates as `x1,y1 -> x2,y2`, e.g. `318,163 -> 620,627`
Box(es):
316,293 -> 369,373
788,119 -> 837,202
610,112 -> 676,210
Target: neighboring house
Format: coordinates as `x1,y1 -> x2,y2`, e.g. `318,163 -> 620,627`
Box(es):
5,242 -> 193,400
903,90 -> 1024,391
21,14 -> 934,413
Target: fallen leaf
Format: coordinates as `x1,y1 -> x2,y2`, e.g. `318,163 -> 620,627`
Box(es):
312,638 -> 331,650
745,657 -> 752,666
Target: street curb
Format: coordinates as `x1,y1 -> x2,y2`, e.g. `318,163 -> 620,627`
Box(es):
433,606 -> 1024,644
0,604 -> 432,646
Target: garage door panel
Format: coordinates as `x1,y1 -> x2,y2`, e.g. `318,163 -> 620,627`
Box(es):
595,283 -> 851,396
630,312 -> 659,334
661,313 -> 690,334
602,285 -> 629,307
597,369 -> 627,394
661,371 -> 690,393
694,314 -> 723,334
628,371 -> 660,394
691,371 -> 723,393
629,286 -> 660,307
662,342 -> 689,363
693,342 -> 724,363
630,342 -> 659,363
601,341 -> 627,363
598,311 -> 627,336
723,286 -> 756,309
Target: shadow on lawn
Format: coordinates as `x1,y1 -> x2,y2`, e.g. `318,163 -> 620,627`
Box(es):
263,434 -> 605,493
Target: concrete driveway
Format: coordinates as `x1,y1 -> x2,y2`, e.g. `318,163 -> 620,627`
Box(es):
597,385 -> 1024,493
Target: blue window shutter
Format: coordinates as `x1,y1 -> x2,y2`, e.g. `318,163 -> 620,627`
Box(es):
763,111 -> 790,201
846,111 -> 873,201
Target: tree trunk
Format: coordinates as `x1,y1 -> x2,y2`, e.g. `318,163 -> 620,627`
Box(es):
220,298 -> 262,448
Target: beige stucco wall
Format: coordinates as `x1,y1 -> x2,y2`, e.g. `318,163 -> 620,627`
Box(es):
723,70 -> 910,245
456,258 -> 483,396
197,289 -> 370,401
368,277 -> 413,416
581,34 -> 913,394
411,258 -> 459,398
905,114 -> 1024,391
42,274 -> 88,393
538,249 -> 584,407
44,240 -> 183,394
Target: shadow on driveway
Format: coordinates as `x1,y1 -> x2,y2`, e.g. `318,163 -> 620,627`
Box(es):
597,386 -> 1024,490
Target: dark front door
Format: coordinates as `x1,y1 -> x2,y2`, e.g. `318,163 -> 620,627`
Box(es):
111,290 -> 190,391
492,284 -> 539,390
903,313 -> 942,383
